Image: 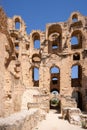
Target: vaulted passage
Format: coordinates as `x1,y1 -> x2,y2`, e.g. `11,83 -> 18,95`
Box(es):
50,66 -> 60,111
50,66 -> 60,92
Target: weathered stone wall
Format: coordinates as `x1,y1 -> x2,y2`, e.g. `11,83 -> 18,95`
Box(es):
0,8 -> 87,117
0,109 -> 42,130
0,33 -> 6,117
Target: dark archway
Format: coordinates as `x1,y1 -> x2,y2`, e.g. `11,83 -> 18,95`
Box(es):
77,92 -> 82,110
72,91 -> 82,110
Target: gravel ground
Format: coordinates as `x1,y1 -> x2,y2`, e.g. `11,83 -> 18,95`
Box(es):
33,110 -> 85,130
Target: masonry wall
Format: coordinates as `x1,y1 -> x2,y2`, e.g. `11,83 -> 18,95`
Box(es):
0,109 -> 42,130
0,8 -> 87,117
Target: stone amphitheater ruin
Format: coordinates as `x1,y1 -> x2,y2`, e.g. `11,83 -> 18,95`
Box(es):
0,7 -> 87,129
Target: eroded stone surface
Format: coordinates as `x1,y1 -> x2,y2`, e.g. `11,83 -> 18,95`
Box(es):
0,8 -> 87,129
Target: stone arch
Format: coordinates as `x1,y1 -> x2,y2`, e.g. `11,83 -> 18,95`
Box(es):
50,66 -> 60,92
72,13 -> 78,22
70,30 -> 82,49
32,54 -> 41,63
50,66 -> 60,73
47,24 -> 62,53
15,17 -> 21,30
32,32 -> 40,49
13,16 -> 26,31
68,11 -> 84,24
32,66 -> 39,87
47,24 -> 62,36
71,64 -> 82,87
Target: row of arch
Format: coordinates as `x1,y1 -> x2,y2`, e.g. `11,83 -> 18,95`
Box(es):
14,12 -> 84,30
29,30 -> 83,51
13,15 -> 84,51
33,65 -> 81,78
13,17 -> 24,30
32,64 -> 82,88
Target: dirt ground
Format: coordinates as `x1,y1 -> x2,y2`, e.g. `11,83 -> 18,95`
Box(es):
33,110 -> 85,130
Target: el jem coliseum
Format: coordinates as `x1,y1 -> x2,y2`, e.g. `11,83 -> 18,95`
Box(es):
0,7 -> 87,129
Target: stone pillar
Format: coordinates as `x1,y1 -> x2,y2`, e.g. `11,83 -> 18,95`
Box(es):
60,57 -> 72,96
43,66 -> 50,94
60,57 -> 73,109
82,58 -> 87,110
21,54 -> 30,87
39,62 -> 44,88
29,65 -> 33,87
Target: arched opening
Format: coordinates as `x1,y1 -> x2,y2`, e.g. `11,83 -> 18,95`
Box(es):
32,32 -> 40,49
50,66 -> 60,92
70,30 -> 82,49
71,65 -> 78,79
73,53 -> 80,60
71,65 -> 82,87
71,36 -> 78,45
32,54 -> 41,63
15,18 -> 20,30
72,91 -> 82,110
50,66 -> 60,110
33,67 -> 39,87
51,66 -> 59,74
15,43 -> 19,50
34,40 -> 40,49
72,14 -> 78,22
48,24 -> 62,53
15,22 -> 20,30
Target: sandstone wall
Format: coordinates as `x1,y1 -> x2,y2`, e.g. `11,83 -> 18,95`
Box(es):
0,8 -> 87,117
0,109 -> 41,130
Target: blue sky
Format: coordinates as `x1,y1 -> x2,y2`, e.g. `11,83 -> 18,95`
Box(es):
0,0 -> 87,33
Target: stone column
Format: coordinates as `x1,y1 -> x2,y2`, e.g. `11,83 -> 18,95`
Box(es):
21,54 -> 30,87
